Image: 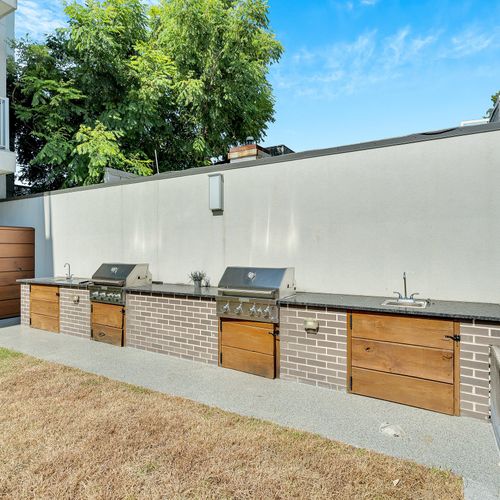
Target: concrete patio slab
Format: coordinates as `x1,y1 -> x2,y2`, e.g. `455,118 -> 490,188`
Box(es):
0,323 -> 498,498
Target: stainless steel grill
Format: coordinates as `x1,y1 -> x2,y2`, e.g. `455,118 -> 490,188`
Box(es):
89,263 -> 152,305
216,267 -> 295,323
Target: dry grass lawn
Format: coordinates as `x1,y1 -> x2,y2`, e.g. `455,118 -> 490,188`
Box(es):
0,348 -> 462,499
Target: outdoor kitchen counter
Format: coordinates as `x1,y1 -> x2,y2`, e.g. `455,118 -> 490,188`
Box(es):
17,277 -> 91,289
125,283 -> 219,299
280,292 -> 500,322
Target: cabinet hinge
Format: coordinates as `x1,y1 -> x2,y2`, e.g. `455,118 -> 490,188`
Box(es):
349,314 -> 352,329
219,352 -> 223,364
349,376 -> 353,390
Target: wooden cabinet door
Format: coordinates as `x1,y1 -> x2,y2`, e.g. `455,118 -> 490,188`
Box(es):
220,320 -> 276,379
31,285 -> 59,302
92,324 -> 123,346
31,313 -> 59,333
91,303 -> 124,346
29,285 -> 59,333
348,312 -> 459,415
92,303 -> 124,329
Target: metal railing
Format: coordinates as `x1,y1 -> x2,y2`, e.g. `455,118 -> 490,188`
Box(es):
492,347 -> 500,450
0,97 -> 9,151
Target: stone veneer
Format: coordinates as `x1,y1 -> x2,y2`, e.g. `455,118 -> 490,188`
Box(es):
20,284 -> 30,325
59,288 -> 91,339
460,321 -> 500,420
126,293 -> 218,364
280,305 -> 348,390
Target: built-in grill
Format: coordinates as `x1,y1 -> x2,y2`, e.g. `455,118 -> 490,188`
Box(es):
216,267 -> 295,379
216,267 -> 295,323
89,263 -> 152,305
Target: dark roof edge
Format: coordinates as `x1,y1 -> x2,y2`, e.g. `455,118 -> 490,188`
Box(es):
4,122 -> 500,203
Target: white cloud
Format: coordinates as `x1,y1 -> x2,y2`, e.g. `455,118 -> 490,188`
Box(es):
16,0 -> 67,40
273,23 -> 498,101
384,27 -> 438,65
332,0 -> 379,8
274,27 -> 437,99
447,28 -> 496,58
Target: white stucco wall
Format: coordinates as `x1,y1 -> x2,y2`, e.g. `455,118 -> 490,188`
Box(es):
1,129 -> 499,303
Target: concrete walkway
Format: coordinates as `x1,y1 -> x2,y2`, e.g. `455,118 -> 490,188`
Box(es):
0,323 -> 498,499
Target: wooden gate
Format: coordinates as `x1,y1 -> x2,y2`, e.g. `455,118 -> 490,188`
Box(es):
0,226 -> 34,318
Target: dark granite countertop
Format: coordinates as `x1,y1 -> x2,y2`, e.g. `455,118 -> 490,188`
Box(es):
125,283 -> 219,299
18,278 -> 500,322
280,292 -> 500,322
17,277 -> 92,289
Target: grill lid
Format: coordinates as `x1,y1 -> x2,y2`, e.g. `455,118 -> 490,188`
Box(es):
91,263 -> 152,287
218,267 -> 295,299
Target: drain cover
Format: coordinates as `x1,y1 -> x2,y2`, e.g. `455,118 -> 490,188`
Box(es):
379,422 -> 405,438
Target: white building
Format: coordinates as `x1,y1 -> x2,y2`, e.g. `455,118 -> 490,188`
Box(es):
0,0 -> 16,197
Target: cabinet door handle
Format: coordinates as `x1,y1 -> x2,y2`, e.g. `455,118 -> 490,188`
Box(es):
98,332 -> 105,337
444,335 -> 461,342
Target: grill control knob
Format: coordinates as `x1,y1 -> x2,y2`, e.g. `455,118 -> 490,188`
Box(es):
235,304 -> 243,315
249,304 -> 257,316
221,303 -> 230,314
263,306 -> 271,318
256,307 -> 262,316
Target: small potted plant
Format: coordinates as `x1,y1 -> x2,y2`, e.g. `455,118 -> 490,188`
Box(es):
189,271 -> 207,291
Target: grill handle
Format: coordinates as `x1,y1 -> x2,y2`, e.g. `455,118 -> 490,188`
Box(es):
219,289 -> 276,299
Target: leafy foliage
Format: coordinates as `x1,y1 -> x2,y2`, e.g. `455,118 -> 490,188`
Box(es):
484,91 -> 500,120
9,0 -> 282,191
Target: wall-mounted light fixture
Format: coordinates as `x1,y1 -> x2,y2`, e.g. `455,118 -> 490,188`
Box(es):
209,173 -> 224,214
304,318 -> 319,334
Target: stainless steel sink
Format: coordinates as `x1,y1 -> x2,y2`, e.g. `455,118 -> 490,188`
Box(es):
381,299 -> 428,309
53,277 -> 91,285
382,272 -> 428,308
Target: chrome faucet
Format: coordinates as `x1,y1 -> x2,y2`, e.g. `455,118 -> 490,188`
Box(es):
64,262 -> 73,281
393,272 -> 419,303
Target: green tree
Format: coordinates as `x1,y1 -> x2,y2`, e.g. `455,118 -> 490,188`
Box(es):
9,0 -> 282,191
484,90 -> 500,119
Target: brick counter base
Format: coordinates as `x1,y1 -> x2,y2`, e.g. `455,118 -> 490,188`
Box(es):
280,305 -> 348,390
20,284 -> 30,325
460,321 -> 500,420
126,293 -> 218,364
59,288 -> 91,339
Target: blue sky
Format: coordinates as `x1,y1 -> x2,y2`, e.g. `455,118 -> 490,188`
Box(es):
15,0 -> 500,152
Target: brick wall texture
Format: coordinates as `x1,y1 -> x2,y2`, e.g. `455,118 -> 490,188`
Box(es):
126,293 -> 218,364
460,321 -> 500,420
280,305 -> 348,390
20,284 -> 30,325
59,288 -> 91,339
